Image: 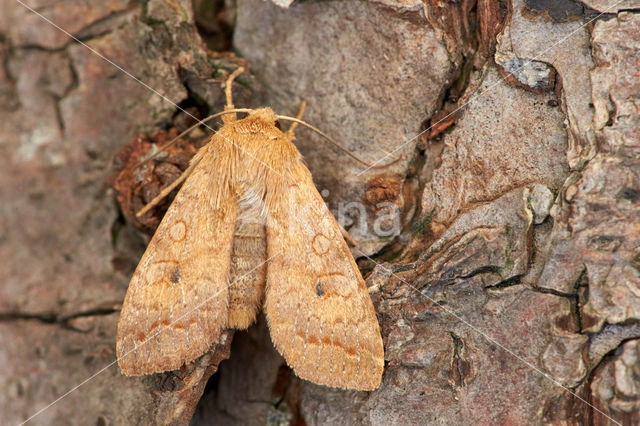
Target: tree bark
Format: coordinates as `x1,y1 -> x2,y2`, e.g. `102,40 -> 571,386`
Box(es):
1,0 -> 638,425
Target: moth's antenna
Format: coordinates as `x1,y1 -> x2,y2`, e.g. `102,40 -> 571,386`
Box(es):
133,109 -> 254,169
134,107 -> 401,171
134,67 -> 247,169
277,115 -> 402,169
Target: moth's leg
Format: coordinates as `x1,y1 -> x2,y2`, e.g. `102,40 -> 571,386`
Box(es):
136,154 -> 204,217
339,225 -> 357,247
222,67 -> 245,123
284,101 -> 307,140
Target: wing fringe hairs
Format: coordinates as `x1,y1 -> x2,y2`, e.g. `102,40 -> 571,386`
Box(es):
116,73 -> 384,390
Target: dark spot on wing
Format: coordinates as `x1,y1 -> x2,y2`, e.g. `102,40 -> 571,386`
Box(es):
620,187 -> 640,202
170,265 -> 180,285
316,279 -> 324,297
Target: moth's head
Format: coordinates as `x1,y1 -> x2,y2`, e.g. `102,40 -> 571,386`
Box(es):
247,107 -> 279,126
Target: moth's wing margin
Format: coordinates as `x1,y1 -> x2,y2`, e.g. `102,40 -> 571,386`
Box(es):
116,148 -> 237,375
264,161 -> 384,390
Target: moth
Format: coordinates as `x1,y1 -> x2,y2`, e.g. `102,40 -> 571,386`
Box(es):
116,68 -> 385,390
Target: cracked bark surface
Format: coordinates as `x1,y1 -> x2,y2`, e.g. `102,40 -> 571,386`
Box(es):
1,0 -> 639,424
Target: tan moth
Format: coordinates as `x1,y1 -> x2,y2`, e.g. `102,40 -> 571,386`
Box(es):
116,68 -> 384,390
